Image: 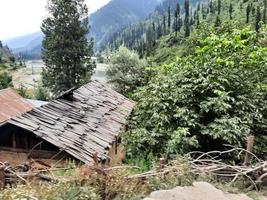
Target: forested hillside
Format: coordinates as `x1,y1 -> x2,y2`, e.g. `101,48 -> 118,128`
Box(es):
0,40 -> 16,89
105,0 -> 267,164
90,0 -> 162,49
107,0 -> 267,60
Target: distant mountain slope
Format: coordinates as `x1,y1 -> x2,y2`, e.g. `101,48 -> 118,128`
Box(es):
90,0 -> 162,49
106,0 -> 202,53
0,44 -> 13,59
4,0 -> 161,59
4,32 -> 43,50
3,32 -> 43,59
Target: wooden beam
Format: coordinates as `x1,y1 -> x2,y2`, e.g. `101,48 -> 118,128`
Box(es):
244,134 -> 255,166
0,167 -> 5,189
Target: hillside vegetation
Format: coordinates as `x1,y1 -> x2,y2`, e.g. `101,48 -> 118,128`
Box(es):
0,40 -> 16,89
103,0 -> 267,164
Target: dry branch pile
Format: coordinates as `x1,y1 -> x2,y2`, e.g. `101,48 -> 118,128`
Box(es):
0,148 -> 266,195
186,148 -> 267,191
0,160 -> 57,188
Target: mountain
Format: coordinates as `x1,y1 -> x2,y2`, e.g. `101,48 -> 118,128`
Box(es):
90,0 -> 162,49
4,0 -> 161,59
0,43 -> 13,60
3,32 -> 43,51
106,0 -> 201,54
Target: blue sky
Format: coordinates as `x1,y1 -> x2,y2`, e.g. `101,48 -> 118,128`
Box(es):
0,0 -> 110,40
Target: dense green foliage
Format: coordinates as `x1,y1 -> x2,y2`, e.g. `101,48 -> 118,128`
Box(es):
41,0 -> 96,95
33,82 -> 50,101
0,72 -> 13,89
124,27 -> 267,160
107,0 -> 267,58
106,46 -> 149,95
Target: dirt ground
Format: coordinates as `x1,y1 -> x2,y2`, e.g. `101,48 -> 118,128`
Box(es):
144,182 -> 267,200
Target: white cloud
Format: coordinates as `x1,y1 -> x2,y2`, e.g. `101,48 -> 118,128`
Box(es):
0,0 -> 110,40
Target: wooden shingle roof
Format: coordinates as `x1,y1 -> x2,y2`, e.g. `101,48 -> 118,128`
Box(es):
7,81 -> 135,163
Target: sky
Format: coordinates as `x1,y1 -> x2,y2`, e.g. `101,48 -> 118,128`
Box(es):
0,0 -> 110,40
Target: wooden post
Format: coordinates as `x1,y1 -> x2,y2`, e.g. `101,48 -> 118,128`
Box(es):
244,134 -> 255,166
157,158 -> 166,171
0,167 -> 5,189
115,136 -> 118,155
93,152 -> 99,166
12,133 -> 16,149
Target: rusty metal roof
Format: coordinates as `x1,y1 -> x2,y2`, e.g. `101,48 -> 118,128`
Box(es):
0,88 -> 34,123
7,81 -> 135,163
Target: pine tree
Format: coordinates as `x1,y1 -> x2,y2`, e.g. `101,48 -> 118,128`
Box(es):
229,3 -> 233,20
184,0 -> 190,37
195,12 -> 200,28
209,0 -> 214,14
163,15 -> 166,35
246,3 -> 251,23
174,3 -> 181,36
0,40 -> 2,48
41,0 -> 96,95
202,4 -> 207,19
264,0 -> 267,24
255,6 -> 261,32
167,7 -> 171,33
217,0 -> 221,15
152,22 -> 156,46
215,15 -> 221,27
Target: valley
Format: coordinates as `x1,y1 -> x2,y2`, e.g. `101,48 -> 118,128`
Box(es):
12,59 -> 108,89
0,0 -> 266,199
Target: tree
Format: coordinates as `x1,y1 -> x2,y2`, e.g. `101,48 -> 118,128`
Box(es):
264,0 -> 267,24
215,15 -> 221,27
217,0 -> 221,15
209,0 -> 214,14
106,46 -> 148,95
41,0 -> 96,95
184,0 -> 190,37
246,3 -> 251,23
255,6 -> 261,32
229,3 -> 233,20
167,7 -> 171,33
174,3 -> 181,36
124,28 -> 267,160
0,40 -> 2,48
163,15 -> 166,35
0,72 -> 12,89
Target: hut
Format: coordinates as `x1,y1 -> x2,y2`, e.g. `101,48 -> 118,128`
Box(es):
0,81 -> 134,165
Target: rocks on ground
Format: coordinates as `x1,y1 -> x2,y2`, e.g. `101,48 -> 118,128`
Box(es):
144,182 -> 265,200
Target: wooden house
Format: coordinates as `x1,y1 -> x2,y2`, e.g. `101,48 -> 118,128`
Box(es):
0,81 -> 134,165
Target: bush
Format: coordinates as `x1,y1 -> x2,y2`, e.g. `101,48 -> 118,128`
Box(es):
34,83 -> 50,101
107,46 -> 149,96
16,84 -> 31,98
0,71 -> 13,89
124,27 -> 267,160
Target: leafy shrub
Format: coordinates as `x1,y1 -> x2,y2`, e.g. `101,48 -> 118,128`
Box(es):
16,84 -> 31,98
0,71 -> 13,89
107,46 -> 149,95
34,82 -> 50,101
124,27 -> 267,160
